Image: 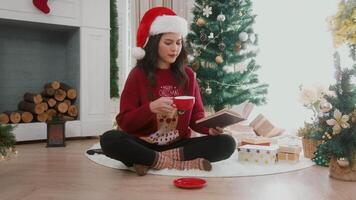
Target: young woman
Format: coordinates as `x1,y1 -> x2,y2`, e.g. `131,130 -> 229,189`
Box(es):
100,7 -> 236,176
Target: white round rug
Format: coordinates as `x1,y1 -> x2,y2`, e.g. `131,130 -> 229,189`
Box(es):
85,142 -> 314,177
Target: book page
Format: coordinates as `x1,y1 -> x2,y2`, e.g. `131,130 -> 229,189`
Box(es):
195,100 -> 254,128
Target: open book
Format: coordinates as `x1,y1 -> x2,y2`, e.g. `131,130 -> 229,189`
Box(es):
196,100 -> 254,128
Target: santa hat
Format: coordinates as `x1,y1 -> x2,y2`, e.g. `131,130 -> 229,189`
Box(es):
132,7 -> 188,60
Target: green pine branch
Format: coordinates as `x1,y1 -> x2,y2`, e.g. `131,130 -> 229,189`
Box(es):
0,125 -> 16,157
110,0 -> 119,98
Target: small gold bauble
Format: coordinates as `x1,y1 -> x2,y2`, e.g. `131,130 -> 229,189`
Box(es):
196,18 -> 206,27
235,42 -> 241,51
215,55 -> 224,64
337,157 -> 350,168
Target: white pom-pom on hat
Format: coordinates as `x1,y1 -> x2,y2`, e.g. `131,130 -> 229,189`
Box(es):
132,47 -> 146,60
132,7 -> 188,60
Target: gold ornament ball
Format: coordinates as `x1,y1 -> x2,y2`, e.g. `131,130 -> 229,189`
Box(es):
320,102 -> 332,113
196,18 -> 206,27
337,157 -> 350,168
215,55 -> 224,64
235,42 -> 241,51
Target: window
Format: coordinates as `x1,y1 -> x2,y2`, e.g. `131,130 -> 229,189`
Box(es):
252,0 -> 341,132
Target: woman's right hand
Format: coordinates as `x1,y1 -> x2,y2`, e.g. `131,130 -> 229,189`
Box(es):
149,97 -> 176,115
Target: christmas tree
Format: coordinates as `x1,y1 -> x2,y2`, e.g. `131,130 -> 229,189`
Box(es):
0,124 -> 16,160
311,0 -> 356,167
186,0 -> 268,111
312,52 -> 356,167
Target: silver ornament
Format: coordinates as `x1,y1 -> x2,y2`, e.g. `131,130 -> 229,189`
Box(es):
205,86 -> 212,95
217,14 -> 226,22
320,102 -> 332,113
239,32 -> 249,42
337,157 -> 350,168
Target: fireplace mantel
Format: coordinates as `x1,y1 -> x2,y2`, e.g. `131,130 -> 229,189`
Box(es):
0,0 -> 112,141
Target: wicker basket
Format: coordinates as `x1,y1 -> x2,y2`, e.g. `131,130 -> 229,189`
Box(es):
329,154 -> 356,181
302,138 -> 322,159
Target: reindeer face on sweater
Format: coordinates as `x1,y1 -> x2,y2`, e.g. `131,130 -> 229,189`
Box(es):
140,110 -> 180,145
156,112 -> 178,133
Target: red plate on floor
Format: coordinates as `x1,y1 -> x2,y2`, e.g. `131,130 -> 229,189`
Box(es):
173,177 -> 207,189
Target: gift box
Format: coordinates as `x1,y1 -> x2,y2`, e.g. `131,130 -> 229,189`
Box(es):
277,152 -> 300,162
237,145 -> 278,165
249,114 -> 284,137
240,137 -> 272,146
278,145 -> 302,154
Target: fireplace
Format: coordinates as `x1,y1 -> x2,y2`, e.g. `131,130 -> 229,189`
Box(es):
0,0 -> 112,141
0,20 -> 80,113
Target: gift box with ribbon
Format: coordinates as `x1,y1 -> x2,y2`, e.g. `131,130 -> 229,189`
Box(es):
237,145 -> 278,165
277,152 -> 300,162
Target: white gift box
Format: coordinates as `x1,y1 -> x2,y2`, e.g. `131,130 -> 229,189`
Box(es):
237,145 -> 278,165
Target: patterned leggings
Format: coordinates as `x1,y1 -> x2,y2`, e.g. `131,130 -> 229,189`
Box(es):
100,130 -> 236,167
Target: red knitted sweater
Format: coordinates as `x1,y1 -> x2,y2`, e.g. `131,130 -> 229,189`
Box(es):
116,66 -> 209,139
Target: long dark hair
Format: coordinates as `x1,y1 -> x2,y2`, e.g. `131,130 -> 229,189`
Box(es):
136,34 -> 189,90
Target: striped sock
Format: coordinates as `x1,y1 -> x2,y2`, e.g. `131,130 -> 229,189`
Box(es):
160,147 -> 184,160
151,153 -> 212,171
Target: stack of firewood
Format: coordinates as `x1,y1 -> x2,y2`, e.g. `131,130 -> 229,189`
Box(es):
0,81 -> 78,124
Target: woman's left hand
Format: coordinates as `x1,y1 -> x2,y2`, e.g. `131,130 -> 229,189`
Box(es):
209,127 -> 224,135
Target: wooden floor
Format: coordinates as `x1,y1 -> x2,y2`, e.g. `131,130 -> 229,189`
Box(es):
1,139 -> 355,200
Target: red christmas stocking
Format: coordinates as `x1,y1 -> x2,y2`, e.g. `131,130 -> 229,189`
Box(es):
33,0 -> 50,14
